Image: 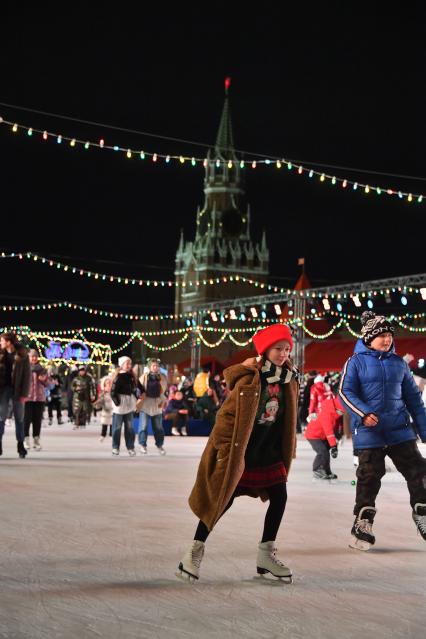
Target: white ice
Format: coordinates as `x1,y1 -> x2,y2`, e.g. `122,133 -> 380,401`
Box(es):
1,420 -> 426,639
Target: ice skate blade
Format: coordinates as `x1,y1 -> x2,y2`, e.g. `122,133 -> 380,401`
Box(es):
349,536 -> 372,551
176,563 -> 198,583
256,568 -> 293,583
255,572 -> 293,584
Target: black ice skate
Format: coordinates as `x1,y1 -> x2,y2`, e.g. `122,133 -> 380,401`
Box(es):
312,468 -> 329,481
412,503 -> 426,540
349,506 -> 376,551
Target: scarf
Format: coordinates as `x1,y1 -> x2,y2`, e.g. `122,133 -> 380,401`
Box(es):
260,359 -> 298,385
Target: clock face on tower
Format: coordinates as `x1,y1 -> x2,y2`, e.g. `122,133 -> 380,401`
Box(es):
221,208 -> 244,238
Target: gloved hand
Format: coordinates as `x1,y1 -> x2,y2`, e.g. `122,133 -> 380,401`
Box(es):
330,446 -> 338,459
307,413 -> 317,423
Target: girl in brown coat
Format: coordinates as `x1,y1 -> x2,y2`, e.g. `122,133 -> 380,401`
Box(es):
178,324 -> 299,582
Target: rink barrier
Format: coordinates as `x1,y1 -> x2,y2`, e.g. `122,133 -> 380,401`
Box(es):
132,416 -> 212,437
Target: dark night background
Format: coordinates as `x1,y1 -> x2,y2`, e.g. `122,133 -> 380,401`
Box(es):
0,3 -> 425,341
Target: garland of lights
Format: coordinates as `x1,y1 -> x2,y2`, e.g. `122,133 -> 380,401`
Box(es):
343,320 -> 362,338
141,333 -> 190,351
1,115 -> 425,204
2,252 -> 426,307
198,330 -> 229,347
0,252 -> 280,296
3,310 -> 426,360
296,319 -> 343,339
2,293 -> 426,328
228,332 -> 257,346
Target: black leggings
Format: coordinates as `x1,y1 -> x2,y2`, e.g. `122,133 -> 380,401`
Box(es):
24,402 -> 44,438
194,483 -> 287,543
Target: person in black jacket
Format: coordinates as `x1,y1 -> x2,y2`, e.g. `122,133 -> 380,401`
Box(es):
111,356 -> 140,456
0,332 -> 31,458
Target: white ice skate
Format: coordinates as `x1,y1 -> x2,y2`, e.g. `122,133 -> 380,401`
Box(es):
171,426 -> 179,436
256,541 -> 293,583
176,540 -> 205,582
349,506 -> 376,551
24,437 -> 31,450
33,437 -> 42,451
412,503 -> 426,540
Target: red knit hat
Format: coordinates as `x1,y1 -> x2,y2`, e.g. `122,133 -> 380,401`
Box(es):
252,324 -> 293,354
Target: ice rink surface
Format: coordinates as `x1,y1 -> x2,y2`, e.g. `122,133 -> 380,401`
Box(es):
1,420 -> 426,639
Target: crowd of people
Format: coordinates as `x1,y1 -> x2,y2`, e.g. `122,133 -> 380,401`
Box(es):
0,334 -> 229,458
1,311 -> 426,580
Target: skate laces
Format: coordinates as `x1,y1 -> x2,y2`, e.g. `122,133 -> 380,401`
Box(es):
191,543 -> 204,568
271,548 -> 286,567
414,513 -> 426,535
356,519 -> 373,535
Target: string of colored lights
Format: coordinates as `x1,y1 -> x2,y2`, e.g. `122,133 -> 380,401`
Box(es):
3,311 -> 426,359
228,332 -> 257,347
2,252 -> 426,309
141,333 -> 190,351
296,319 -> 344,339
0,251 -> 280,295
1,115 -> 424,204
197,330 -> 229,348
2,296 -> 425,334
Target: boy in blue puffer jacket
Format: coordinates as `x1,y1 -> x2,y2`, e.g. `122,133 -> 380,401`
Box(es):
339,311 -> 426,550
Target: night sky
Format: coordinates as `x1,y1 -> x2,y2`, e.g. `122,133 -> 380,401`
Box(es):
0,4 -> 425,338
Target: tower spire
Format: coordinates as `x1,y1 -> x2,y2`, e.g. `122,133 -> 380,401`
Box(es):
214,77 -> 236,161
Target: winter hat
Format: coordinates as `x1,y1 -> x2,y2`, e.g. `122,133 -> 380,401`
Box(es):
314,374 -> 324,383
147,357 -> 161,367
252,323 -> 293,355
361,311 -> 395,345
118,356 -> 131,368
28,349 -> 39,357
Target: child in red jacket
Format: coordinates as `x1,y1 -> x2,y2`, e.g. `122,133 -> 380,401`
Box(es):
304,394 -> 344,480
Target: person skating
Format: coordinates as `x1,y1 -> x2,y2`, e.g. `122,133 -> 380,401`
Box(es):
304,393 -> 344,480
0,332 -> 31,458
71,366 -> 94,429
94,375 -> 113,442
24,349 -> 49,451
111,356 -> 138,456
177,323 -> 299,582
47,365 -> 63,425
339,311 -> 426,550
136,358 -> 167,454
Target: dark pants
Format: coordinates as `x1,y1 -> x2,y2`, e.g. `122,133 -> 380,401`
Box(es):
74,406 -> 88,426
194,483 -> 288,543
308,439 -> 331,474
167,411 -> 188,434
24,401 -> 44,438
67,395 -> 73,420
48,398 -> 62,421
355,440 -> 426,514
101,423 -> 112,437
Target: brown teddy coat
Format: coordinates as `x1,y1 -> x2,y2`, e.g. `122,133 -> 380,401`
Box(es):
188,357 -> 299,531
